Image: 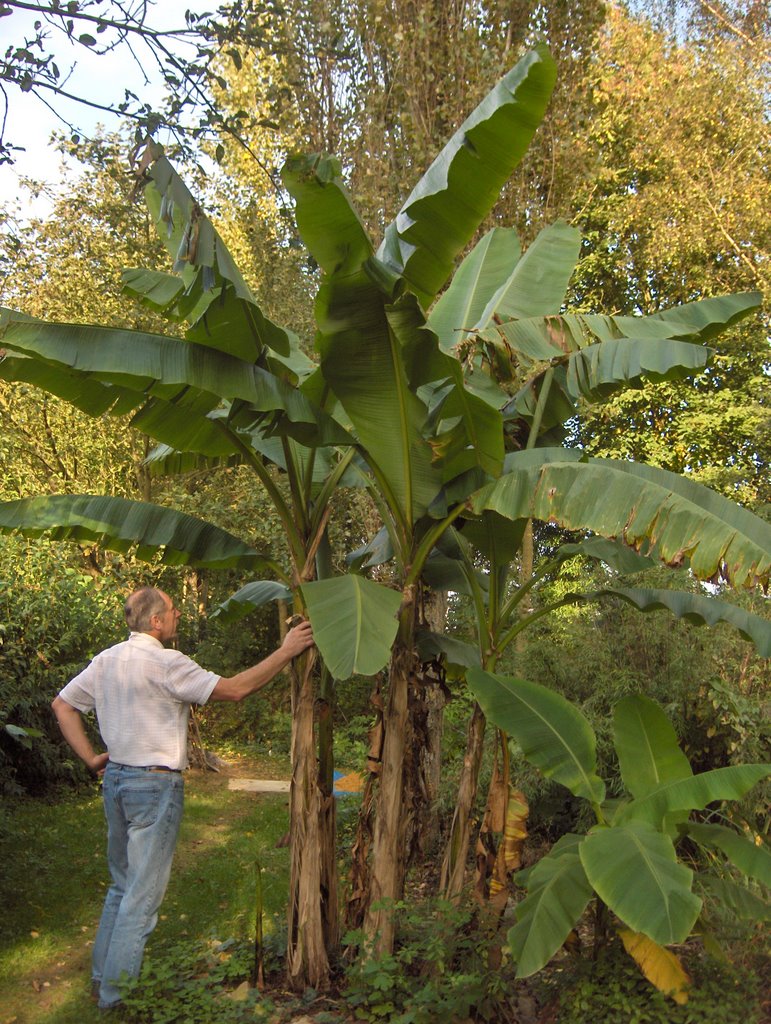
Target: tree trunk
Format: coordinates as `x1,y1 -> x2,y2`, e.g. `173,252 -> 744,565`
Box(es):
286,644 -> 332,991
345,682 -> 384,932
403,587 -> 448,860
363,624 -> 416,953
317,667 -> 339,953
403,664 -> 447,863
439,701 -> 487,899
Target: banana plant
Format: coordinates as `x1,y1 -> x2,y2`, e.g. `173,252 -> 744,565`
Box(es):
277,49 -> 768,955
280,45 -> 560,955
300,205 -> 767,941
416,512 -> 771,903
463,677 -> 770,1003
410,215 -> 768,905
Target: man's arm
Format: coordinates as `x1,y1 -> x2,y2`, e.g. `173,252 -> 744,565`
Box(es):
51,697 -> 110,774
210,620 -> 314,703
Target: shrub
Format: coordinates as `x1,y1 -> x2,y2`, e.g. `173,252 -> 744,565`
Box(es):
0,541 -> 124,794
538,940 -> 764,1024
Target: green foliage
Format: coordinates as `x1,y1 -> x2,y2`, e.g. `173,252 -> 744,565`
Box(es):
119,937 -> 275,1024
465,675 -> 769,978
511,564 -> 770,804
343,899 -> 510,1024
0,540 -> 124,794
539,941 -> 764,1024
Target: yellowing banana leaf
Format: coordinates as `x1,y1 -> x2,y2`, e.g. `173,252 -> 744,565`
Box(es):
618,928 -> 690,1004
504,789 -> 529,872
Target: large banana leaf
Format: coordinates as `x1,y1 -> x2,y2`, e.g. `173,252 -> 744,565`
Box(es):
698,875 -> 771,922
565,337 -> 713,400
508,834 -> 593,977
551,537 -> 658,574
476,220 -> 581,327
427,228 -> 521,352
594,587 -> 771,658
345,526 -> 394,572
0,494 -> 271,570
482,292 -> 761,365
612,696 -> 693,800
283,157 -> 499,524
472,452 -> 771,588
144,443 -> 240,477
466,668 -> 605,805
131,142 -> 292,360
210,581 -> 293,622
154,425 -> 358,492
616,765 -> 771,829
457,510 -> 527,567
421,550 -> 487,597
505,339 -> 713,434
647,291 -> 764,343
377,46 -> 557,308
391,295 -> 504,481
486,291 -> 760,429
415,629 -> 481,671
0,348 -> 142,419
580,822 -> 701,944
283,155 -> 438,525
300,575 -> 402,680
684,822 -> 771,887
0,313 -> 350,449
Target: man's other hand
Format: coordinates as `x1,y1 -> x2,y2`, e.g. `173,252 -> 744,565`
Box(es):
90,752 -> 110,775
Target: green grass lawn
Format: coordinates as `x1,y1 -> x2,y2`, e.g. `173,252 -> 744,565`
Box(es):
0,757 -> 291,1024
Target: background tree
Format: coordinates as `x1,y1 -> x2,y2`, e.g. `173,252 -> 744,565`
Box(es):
572,3 -> 770,505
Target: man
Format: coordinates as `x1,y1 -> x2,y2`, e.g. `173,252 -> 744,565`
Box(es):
52,585 -> 314,1011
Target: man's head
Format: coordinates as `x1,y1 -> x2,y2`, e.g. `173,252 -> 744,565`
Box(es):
125,587 -> 180,642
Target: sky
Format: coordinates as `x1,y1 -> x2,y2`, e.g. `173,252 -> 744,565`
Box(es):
0,0 -> 200,220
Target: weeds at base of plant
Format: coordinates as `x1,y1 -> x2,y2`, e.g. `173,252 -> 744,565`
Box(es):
533,939 -> 766,1024
118,936 -> 276,1024
342,897 -> 522,1024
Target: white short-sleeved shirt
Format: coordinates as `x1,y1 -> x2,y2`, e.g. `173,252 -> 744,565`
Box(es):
58,631 -> 220,770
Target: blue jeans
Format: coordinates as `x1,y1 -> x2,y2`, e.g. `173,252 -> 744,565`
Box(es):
92,763 -> 184,1008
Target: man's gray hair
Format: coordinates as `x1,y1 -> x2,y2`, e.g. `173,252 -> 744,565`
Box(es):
125,587 -> 168,631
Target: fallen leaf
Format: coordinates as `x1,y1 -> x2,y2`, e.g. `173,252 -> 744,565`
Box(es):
224,980 -> 252,1002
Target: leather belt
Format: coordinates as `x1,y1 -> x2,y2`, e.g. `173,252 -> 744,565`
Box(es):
109,762 -> 182,773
